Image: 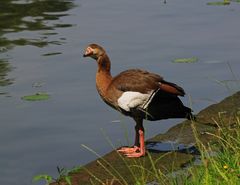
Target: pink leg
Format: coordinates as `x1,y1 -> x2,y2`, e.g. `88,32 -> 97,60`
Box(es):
117,146 -> 140,154
125,130 -> 145,158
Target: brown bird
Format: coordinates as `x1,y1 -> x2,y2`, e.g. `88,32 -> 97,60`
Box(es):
83,43 -> 193,158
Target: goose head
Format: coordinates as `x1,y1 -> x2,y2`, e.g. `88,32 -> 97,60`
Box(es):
83,43 -> 105,60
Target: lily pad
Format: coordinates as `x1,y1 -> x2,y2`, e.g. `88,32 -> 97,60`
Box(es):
207,1 -> 230,5
42,52 -> 62,56
172,57 -> 198,63
21,92 -> 50,101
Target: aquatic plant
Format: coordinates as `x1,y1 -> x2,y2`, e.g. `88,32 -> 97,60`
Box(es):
172,57 -> 198,63
207,0 -> 231,5
21,92 -> 50,101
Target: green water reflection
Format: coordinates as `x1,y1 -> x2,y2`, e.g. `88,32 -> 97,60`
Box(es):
0,59 -> 13,87
0,0 -> 76,87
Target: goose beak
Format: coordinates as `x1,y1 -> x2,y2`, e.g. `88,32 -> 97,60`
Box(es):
83,47 -> 93,57
83,52 -> 92,57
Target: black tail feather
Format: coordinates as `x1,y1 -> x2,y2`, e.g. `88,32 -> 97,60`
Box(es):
140,90 -> 193,121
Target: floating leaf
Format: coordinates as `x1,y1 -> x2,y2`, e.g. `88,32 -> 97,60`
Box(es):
207,0 -> 230,5
21,92 -> 50,101
172,57 -> 198,63
42,52 -> 62,56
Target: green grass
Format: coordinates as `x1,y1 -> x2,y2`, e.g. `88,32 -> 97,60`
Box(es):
170,118 -> 240,185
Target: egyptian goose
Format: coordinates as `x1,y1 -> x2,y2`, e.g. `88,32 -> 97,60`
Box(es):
83,44 -> 193,158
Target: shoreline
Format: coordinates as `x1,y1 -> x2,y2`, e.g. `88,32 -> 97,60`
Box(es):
50,91 -> 240,185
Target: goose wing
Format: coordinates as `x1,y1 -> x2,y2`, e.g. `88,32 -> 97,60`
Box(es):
111,69 -> 185,96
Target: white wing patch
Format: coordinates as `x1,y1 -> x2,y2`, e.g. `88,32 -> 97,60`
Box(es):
117,91 -> 152,112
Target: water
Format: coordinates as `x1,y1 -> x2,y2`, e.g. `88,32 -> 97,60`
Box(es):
0,0 -> 240,184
